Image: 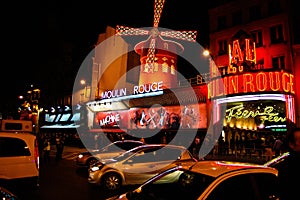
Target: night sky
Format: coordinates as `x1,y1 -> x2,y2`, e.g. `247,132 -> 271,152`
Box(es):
1,0 -> 210,113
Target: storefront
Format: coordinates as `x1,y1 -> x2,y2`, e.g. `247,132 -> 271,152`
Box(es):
84,84 -> 208,145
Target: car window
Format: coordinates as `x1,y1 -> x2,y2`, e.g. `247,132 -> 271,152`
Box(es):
206,173 -> 279,200
155,148 -> 183,161
116,141 -> 144,151
137,170 -> 214,200
0,137 -> 31,157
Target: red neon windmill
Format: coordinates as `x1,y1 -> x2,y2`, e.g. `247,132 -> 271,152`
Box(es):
116,0 -> 197,88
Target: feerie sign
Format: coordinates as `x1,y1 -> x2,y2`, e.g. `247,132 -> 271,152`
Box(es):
226,103 -> 286,123
101,81 -> 163,99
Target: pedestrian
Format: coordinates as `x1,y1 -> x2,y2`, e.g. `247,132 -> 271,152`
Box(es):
43,138 -> 51,163
273,136 -> 283,157
276,127 -> 300,200
189,136 -> 203,160
55,135 -> 64,160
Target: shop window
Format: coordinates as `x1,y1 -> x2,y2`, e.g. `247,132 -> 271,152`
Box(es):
272,56 -> 285,69
251,30 -> 263,47
232,10 -> 242,26
217,15 -> 227,30
218,39 -> 228,55
270,24 -> 284,44
268,0 -> 282,16
249,5 -> 262,21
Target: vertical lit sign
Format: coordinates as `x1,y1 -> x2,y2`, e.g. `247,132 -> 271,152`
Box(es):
228,38 -> 256,74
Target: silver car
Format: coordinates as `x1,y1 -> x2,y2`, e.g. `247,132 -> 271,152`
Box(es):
76,140 -> 145,167
88,144 -> 197,191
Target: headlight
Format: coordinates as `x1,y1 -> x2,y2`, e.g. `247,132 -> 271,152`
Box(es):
90,162 -> 104,171
78,154 -> 83,158
91,166 -> 100,171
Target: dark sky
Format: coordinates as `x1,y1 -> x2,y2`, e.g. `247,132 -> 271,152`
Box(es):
1,0 -> 210,112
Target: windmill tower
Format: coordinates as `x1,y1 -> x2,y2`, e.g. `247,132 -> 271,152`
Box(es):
116,0 -> 197,89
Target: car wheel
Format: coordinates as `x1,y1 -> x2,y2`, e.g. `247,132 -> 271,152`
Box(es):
101,173 -> 122,191
87,158 -> 98,167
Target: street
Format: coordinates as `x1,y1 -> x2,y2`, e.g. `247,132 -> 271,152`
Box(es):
3,145 -> 134,200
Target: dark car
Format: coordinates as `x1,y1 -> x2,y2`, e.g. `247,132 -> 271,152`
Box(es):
76,140 -> 145,167
0,186 -> 19,200
264,151 -> 290,169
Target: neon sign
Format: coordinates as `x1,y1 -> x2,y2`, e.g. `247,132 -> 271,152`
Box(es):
228,38 -> 256,74
101,81 -> 163,99
226,103 -> 286,123
209,71 -> 295,98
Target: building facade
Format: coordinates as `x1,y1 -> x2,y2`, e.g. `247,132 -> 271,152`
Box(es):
207,0 -> 299,154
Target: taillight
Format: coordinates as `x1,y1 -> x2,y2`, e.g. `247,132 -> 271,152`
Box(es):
34,139 -> 40,170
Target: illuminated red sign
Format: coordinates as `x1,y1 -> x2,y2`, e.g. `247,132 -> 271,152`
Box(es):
209,71 -> 295,98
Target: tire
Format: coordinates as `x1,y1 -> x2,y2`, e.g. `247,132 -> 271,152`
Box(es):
101,173 -> 122,191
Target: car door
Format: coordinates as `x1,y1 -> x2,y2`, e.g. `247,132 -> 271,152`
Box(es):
121,150 -> 159,185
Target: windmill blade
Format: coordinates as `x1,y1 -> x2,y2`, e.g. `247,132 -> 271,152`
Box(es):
145,38 -> 156,71
116,25 -> 149,36
153,0 -> 166,28
160,30 -> 198,42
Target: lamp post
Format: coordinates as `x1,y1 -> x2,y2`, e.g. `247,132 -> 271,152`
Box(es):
80,79 -> 91,103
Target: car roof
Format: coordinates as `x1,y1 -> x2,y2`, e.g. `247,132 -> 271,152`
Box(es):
184,160 -> 278,178
0,131 -> 36,139
106,144 -> 189,162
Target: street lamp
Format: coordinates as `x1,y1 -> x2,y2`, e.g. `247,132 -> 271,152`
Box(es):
80,79 -> 91,103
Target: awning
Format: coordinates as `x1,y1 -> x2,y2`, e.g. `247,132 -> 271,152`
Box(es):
129,85 -> 207,107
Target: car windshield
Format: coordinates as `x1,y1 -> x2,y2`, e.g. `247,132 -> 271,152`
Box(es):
125,165 -> 214,200
111,145 -> 165,161
99,141 -> 144,153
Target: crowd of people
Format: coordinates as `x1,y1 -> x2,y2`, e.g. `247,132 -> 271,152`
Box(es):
38,132 -> 66,163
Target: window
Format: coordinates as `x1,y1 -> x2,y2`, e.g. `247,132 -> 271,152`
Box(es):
217,16 -> 227,30
249,5 -> 262,21
251,30 -> 263,47
218,40 -> 228,55
268,0 -> 282,15
0,137 -> 31,157
272,56 -> 285,69
232,10 -> 242,26
270,24 -> 284,44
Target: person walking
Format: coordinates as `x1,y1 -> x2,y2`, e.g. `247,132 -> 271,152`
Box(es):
189,136 -> 203,160
276,127 -> 300,200
55,135 -> 65,160
273,136 -> 283,157
43,138 -> 51,164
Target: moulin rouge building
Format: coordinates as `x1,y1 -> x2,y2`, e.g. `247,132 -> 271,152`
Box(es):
207,0 -> 299,149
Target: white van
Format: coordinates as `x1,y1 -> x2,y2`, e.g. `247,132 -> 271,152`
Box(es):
0,120 -> 39,188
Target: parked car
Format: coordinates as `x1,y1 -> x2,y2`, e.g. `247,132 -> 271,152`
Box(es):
107,160 -> 279,200
88,144 -> 197,191
76,140 -> 145,167
264,151 -> 290,169
0,120 -> 39,188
